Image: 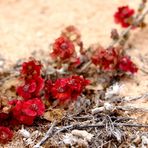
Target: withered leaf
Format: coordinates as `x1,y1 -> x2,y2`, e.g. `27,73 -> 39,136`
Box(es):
43,108 -> 65,123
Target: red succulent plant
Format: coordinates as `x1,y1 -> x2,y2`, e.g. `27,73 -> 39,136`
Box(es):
68,76 -> 90,99
12,98 -> 45,125
17,76 -> 44,100
114,6 -> 135,28
51,36 -> 75,60
118,56 -> 138,73
21,60 -> 42,79
91,47 -> 119,71
0,126 -> 13,144
51,76 -> 89,102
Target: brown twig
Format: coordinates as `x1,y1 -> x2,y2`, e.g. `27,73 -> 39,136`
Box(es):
42,122 -> 148,140
34,121 -> 56,148
117,105 -> 148,112
122,93 -> 148,102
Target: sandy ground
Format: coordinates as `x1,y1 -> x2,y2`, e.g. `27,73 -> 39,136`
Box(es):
0,0 -> 148,147
0,0 -> 144,61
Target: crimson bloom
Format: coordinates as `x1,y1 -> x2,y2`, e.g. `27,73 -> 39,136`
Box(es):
51,36 -> 75,60
17,76 -> 44,100
0,126 -> 13,144
114,6 -> 135,28
68,76 -> 90,99
91,47 -> 119,71
12,98 -> 45,125
21,60 -> 42,79
118,56 -> 138,73
51,76 -> 89,102
51,78 -> 71,102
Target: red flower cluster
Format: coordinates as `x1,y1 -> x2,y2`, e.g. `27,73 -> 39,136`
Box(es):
45,76 -> 89,102
17,76 -> 44,100
0,126 -> 13,144
14,60 -> 45,125
51,36 -> 75,60
118,56 -> 138,73
91,47 -> 138,74
11,98 -> 45,125
91,47 -> 119,71
114,6 -> 135,28
17,60 -> 44,100
21,60 -> 42,79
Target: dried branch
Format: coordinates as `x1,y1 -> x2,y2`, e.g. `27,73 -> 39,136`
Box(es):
38,122 -> 148,142
34,121 -> 56,148
122,93 -> 148,102
117,105 -> 148,112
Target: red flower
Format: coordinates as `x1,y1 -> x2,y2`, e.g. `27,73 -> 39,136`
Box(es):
12,98 -> 45,125
21,98 -> 45,116
51,36 -> 75,60
21,60 -> 42,79
51,76 -> 89,102
114,6 -> 135,28
17,76 -> 44,100
0,126 -> 13,144
68,76 -> 90,99
91,47 -> 119,71
52,78 -> 71,102
118,56 -> 138,73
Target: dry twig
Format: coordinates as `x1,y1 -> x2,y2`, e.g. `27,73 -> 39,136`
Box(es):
34,121 -> 56,148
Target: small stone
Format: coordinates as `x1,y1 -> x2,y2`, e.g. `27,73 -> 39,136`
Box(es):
133,135 -> 141,145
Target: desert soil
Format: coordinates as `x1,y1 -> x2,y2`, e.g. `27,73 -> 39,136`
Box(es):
0,0 -> 148,147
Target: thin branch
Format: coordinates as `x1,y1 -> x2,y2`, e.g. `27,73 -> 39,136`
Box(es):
78,61 -> 91,73
53,122 -> 148,136
34,121 -> 56,148
122,93 -> 148,102
117,105 -> 148,112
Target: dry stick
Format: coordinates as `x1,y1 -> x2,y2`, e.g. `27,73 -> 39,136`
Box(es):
122,92 -> 148,102
117,105 -> 148,112
57,123 -> 148,131
43,122 -> 148,141
34,121 -> 56,148
34,122 -> 148,147
79,9 -> 148,73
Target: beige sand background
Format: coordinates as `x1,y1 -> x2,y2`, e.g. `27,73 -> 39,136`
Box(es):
0,0 -> 144,61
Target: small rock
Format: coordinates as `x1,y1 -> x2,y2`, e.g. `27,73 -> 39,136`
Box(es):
19,128 -> 30,138
72,130 -> 94,142
133,135 -> 141,145
141,135 -> 148,148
